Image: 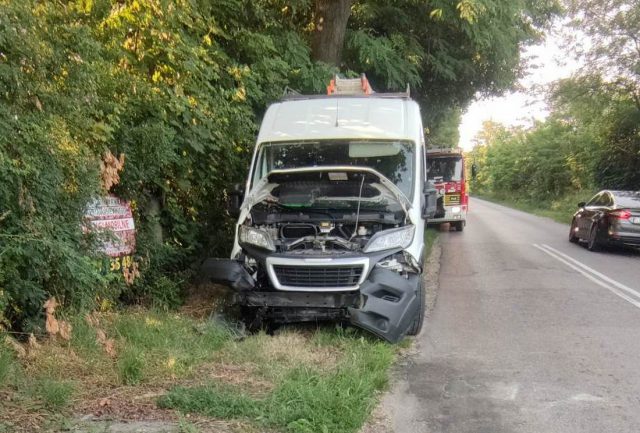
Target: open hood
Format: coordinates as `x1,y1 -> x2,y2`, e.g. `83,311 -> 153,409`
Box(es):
242,166 -> 412,215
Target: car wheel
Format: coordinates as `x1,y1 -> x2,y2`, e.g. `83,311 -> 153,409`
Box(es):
407,279 -> 425,336
454,221 -> 464,232
569,219 -> 579,243
587,224 -> 601,252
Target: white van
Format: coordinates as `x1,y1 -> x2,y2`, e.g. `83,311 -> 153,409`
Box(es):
204,77 -> 436,343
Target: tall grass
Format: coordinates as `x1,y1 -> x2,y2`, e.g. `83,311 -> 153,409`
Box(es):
159,329 -> 396,433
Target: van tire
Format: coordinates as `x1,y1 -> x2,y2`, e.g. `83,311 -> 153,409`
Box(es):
454,221 -> 464,232
407,279 -> 425,336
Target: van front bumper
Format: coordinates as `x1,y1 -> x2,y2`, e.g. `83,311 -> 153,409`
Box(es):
202,258 -> 420,343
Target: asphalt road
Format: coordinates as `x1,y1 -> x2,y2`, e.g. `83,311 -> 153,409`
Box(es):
388,197 -> 640,433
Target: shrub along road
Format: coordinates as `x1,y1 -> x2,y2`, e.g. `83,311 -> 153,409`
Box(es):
386,198 -> 640,433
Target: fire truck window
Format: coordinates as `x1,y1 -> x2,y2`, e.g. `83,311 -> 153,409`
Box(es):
427,157 -> 463,182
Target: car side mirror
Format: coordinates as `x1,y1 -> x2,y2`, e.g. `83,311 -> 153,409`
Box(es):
422,180 -> 437,219
577,201 -> 586,208
228,183 -> 244,218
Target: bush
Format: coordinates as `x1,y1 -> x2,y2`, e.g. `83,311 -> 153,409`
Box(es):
0,0 -> 328,330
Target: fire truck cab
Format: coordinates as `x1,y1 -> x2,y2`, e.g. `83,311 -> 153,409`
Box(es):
426,147 -> 468,231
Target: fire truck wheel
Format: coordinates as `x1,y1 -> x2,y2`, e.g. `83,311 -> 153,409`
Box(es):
454,221 -> 465,232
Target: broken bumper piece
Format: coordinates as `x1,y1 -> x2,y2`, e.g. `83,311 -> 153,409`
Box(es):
348,267 -> 420,343
202,259 -> 420,343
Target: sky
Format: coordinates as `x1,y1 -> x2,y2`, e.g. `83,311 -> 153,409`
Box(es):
458,28 -> 580,150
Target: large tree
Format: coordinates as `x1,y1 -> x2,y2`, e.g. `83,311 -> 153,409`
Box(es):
311,0 -> 354,65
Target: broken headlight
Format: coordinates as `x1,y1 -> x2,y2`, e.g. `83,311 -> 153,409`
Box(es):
363,225 -> 415,253
238,225 -> 275,251
376,251 -> 421,274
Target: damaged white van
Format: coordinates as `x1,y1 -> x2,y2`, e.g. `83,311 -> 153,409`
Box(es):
204,76 -> 436,343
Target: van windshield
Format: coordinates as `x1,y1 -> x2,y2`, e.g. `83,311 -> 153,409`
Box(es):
427,157 -> 463,182
252,140 -> 415,199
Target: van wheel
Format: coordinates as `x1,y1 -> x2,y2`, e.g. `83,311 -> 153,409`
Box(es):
454,221 -> 464,232
407,279 -> 425,336
587,224 -> 601,252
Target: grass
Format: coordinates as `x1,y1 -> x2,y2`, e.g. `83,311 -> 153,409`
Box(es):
0,313 -> 400,433
0,311 -> 237,432
424,226 -> 439,259
473,190 -> 597,224
0,341 -> 18,388
32,378 -> 75,410
159,328 -> 396,433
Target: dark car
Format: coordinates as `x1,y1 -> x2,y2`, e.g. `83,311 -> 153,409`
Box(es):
569,190 -> 640,251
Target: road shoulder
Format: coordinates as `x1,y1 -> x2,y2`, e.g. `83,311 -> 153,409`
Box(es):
360,236 -> 442,433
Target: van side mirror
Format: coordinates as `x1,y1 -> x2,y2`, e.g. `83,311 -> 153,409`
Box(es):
422,180 -> 437,219
228,183 -> 244,218
577,201 -> 586,208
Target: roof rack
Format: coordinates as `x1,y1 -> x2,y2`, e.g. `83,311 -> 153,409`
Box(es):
279,73 -> 411,101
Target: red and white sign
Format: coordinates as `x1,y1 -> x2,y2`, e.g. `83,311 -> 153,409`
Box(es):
85,195 -> 136,257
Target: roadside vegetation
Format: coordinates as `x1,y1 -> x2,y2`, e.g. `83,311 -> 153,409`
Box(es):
0,0 -> 557,333
0,306 -> 396,433
468,1 -> 639,220
0,0 -> 545,430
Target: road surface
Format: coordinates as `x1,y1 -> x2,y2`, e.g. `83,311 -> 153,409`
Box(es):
389,198 -> 640,433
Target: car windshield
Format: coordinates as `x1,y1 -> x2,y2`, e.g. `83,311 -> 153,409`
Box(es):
252,140 -> 415,199
427,156 -> 463,182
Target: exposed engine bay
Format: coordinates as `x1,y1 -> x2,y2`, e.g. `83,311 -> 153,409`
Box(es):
247,211 -> 402,254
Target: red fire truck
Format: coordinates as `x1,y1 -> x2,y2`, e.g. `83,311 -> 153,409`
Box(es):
426,147 -> 468,231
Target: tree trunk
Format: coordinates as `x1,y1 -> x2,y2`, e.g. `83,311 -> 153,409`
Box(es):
311,0 -> 353,66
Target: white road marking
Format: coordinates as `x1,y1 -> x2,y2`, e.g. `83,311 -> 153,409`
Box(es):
542,244 -> 640,301
533,244 -> 640,310
571,393 -> 604,402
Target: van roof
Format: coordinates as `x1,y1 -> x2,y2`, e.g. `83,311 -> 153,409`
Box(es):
256,96 -> 423,144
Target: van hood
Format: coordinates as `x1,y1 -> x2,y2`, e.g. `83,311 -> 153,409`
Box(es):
242,166 -> 411,215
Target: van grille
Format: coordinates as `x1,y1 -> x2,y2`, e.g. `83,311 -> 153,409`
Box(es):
272,265 -> 364,288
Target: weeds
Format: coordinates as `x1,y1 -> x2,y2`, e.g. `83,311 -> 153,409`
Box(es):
159,329 -> 396,433
1,312 -> 399,433
0,342 -> 17,387
33,379 -> 75,410
117,347 -> 145,385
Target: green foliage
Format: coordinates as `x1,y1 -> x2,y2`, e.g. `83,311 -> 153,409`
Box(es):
469,75 -> 640,220
0,0 -> 558,330
0,0 -> 329,329
117,347 -> 145,385
346,0 -> 561,131
33,379 -> 75,410
113,311 -> 231,382
159,331 -> 395,433
0,340 -> 18,388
